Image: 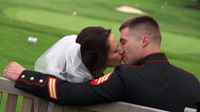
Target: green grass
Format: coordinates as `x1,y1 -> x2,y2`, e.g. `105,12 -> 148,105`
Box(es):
3,7 -> 121,36
0,0 -> 200,111
161,31 -> 200,55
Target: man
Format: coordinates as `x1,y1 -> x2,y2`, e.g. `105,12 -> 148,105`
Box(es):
3,16 -> 200,112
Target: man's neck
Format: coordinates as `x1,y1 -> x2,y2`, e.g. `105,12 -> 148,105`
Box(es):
142,46 -> 160,58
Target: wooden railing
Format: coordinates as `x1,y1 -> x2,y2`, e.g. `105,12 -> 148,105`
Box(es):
0,77 -> 196,112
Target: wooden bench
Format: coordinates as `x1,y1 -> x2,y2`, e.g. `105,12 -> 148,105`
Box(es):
0,77 -> 196,112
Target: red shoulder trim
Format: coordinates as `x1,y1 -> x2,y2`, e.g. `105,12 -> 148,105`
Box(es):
123,65 -> 140,69
137,52 -> 165,64
172,65 -> 195,77
145,60 -> 169,65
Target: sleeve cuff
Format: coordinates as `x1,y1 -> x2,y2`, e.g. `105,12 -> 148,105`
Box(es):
16,70 -> 26,81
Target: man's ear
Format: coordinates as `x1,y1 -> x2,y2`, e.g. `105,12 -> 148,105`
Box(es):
141,35 -> 150,47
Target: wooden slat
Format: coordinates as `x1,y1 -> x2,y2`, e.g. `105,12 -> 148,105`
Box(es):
68,106 -> 79,112
47,102 -> 54,112
37,99 -> 49,112
0,77 -> 172,112
79,109 -> 95,112
184,107 -> 197,112
73,102 -> 168,112
32,98 -> 39,112
5,93 -> 18,112
66,107 -> 96,112
21,96 -> 33,112
0,77 -> 39,98
63,106 -> 70,112
0,92 -> 2,106
54,104 -> 64,112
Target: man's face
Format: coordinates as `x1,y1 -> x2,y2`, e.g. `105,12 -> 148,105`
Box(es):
120,27 -> 142,65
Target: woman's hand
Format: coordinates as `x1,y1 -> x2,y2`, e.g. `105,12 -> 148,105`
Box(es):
3,62 -> 26,81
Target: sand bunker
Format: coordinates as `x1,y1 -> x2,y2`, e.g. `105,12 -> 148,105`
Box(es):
116,6 -> 147,15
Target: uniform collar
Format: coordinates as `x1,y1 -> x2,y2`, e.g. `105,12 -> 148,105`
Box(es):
137,52 -> 169,66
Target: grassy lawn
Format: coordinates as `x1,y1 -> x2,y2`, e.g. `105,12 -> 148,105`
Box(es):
0,0 -> 200,111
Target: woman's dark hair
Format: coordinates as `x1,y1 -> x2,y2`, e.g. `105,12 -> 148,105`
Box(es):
76,27 -> 111,79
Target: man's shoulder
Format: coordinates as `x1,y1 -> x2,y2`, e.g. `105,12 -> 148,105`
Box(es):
169,64 -> 199,80
115,64 -> 142,70
114,64 -> 144,77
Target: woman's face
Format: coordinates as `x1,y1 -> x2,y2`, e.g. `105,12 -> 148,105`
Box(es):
106,34 -> 123,67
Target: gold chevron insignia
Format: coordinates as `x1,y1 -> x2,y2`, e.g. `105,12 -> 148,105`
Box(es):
90,71 -> 115,85
48,78 -> 58,100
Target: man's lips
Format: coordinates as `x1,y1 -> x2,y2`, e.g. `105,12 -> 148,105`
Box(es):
122,56 -> 125,61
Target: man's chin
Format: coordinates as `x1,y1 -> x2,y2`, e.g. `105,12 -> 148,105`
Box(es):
122,57 -> 126,64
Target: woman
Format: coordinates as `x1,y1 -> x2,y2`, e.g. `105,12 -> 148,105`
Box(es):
34,26 -> 123,83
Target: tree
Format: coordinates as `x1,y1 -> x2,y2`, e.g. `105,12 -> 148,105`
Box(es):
197,0 -> 200,9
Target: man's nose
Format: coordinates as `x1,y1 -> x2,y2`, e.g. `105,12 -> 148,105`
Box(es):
119,46 -> 124,55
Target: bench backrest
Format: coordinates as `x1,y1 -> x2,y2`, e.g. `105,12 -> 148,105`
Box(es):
0,77 -> 196,112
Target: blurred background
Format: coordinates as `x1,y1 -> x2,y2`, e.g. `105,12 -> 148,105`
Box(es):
0,0 -> 200,79
0,0 -> 200,111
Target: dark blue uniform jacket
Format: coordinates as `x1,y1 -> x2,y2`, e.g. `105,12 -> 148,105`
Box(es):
15,53 -> 200,112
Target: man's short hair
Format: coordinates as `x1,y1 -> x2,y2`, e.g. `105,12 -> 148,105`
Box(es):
119,16 -> 162,44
